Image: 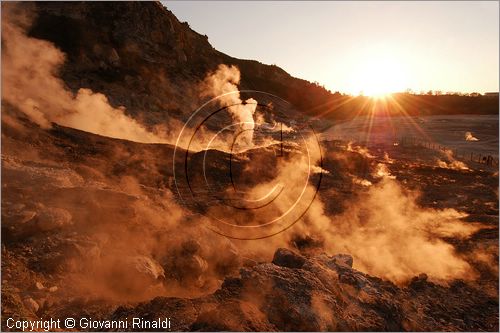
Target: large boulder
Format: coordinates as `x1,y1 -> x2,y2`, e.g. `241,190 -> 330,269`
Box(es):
332,253 -> 353,268
272,248 -> 306,269
39,238 -> 100,273
3,207 -> 72,239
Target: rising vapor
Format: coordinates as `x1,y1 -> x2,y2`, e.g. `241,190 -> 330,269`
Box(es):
1,3 -> 167,143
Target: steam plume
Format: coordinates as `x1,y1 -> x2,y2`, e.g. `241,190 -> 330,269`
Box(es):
200,64 -> 257,149
465,131 -> 479,141
1,4 -> 167,143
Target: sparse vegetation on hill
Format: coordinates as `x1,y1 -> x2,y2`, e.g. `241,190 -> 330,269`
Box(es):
26,1 -> 497,127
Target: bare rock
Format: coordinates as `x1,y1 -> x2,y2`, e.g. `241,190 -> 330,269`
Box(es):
40,239 -> 100,273
242,257 -> 258,268
34,281 -> 45,290
111,251 -> 499,331
23,297 -> 39,313
332,253 -> 353,268
418,273 -> 428,281
409,273 -> 429,290
272,248 -> 306,269
132,255 -> 165,281
317,253 -> 353,269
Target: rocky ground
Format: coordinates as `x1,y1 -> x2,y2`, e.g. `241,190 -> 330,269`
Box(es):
1,115 -> 498,331
109,248 -> 498,331
2,2 -> 498,331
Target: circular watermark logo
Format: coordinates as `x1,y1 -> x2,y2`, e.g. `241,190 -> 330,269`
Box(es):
173,91 -> 323,239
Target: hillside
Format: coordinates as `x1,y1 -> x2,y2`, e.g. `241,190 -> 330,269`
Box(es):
1,2 -> 498,332
26,1 -> 497,127
25,1 -> 334,127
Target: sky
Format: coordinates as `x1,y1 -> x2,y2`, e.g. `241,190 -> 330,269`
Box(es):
165,1 -> 499,96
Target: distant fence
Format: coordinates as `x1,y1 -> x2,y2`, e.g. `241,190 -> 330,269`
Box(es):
327,135 -> 498,169
400,136 -> 498,168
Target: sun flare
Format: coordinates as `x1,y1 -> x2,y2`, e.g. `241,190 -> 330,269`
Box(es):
350,48 -> 408,97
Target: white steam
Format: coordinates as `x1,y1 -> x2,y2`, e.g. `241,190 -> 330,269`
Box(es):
465,131 -> 479,141
2,4 -> 167,143
436,149 -> 470,171
200,64 -> 257,149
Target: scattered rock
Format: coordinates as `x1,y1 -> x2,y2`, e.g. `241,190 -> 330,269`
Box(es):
242,257 -> 258,268
409,273 -> 429,290
11,207 -> 73,238
23,297 -> 39,313
317,253 -> 354,270
48,286 -> 58,293
418,273 -> 428,281
39,239 -> 101,273
332,253 -> 353,268
291,235 -> 323,250
34,281 -> 45,290
272,248 -> 306,269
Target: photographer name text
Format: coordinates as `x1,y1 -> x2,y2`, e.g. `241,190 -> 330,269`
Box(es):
6,317 -> 172,331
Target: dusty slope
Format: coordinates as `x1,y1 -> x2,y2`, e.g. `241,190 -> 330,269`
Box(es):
1,113 -> 498,331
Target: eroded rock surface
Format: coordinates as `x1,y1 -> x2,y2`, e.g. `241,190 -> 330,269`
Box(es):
108,249 -> 498,331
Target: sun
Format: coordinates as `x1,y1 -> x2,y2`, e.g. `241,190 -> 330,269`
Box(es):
350,50 -> 408,98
